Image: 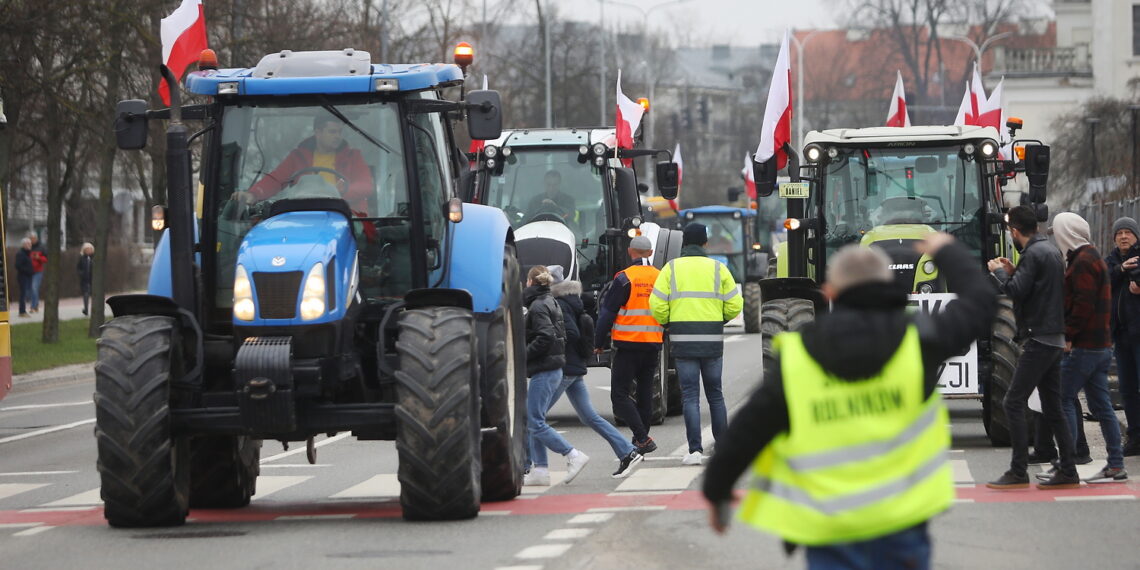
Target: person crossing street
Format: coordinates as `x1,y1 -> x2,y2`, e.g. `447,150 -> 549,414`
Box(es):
650,223 -> 742,466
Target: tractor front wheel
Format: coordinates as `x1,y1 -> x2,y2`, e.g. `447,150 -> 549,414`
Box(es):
760,298 -> 815,378
743,282 -> 762,334
189,436 -> 261,508
983,297 -> 1018,447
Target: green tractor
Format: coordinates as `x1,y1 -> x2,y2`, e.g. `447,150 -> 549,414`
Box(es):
753,124 -> 1051,446
677,206 -> 768,333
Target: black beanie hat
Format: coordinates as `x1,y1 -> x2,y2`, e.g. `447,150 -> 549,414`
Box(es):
683,223 -> 708,246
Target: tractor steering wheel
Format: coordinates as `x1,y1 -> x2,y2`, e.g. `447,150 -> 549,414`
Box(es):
285,166 -> 348,190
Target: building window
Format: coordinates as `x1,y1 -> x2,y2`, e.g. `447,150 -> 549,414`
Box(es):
1134,5 -> 1140,56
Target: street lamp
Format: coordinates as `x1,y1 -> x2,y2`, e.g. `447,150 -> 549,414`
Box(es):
945,32 -> 1013,67
790,29 -> 824,153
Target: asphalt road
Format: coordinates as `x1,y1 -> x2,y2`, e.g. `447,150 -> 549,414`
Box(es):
2,323 -> 1139,569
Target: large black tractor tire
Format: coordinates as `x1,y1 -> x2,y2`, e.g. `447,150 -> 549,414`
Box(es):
649,359 -> 666,425
743,282 -> 762,334
94,315 -> 190,528
665,348 -> 682,416
189,436 -> 261,508
760,298 -> 816,378
395,307 -> 482,521
983,297 -> 1018,447
480,248 -> 527,502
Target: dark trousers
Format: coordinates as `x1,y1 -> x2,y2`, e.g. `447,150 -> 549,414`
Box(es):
1114,341 -> 1140,442
1005,340 -> 1076,475
610,347 -> 658,443
1033,406 -> 1089,460
17,274 -> 31,315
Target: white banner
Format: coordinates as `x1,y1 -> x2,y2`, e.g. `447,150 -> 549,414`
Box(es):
908,293 -> 979,395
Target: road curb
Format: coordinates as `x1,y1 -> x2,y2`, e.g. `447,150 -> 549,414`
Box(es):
11,363 -> 95,394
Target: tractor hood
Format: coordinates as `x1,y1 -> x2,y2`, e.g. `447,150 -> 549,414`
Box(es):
514,221 -> 578,281
860,224 -> 940,293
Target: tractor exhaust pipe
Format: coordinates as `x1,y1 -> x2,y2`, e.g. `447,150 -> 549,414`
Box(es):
159,65 -> 197,314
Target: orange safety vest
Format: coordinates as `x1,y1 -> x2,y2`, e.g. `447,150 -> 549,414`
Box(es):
613,264 -> 664,343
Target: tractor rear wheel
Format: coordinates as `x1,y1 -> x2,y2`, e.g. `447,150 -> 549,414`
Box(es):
94,315 -> 189,528
479,248 -> 527,502
395,307 -> 482,520
189,436 -> 261,508
983,297 -> 1018,447
743,282 -> 762,334
761,298 -> 816,378
665,346 -> 681,416
650,358 -> 666,425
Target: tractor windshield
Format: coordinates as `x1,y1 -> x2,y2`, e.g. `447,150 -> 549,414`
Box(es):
820,145 -> 983,256
485,148 -> 608,244
210,99 -> 412,310
685,213 -> 746,281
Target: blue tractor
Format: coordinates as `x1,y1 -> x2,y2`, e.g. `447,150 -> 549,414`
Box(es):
676,206 -> 768,333
99,48 -> 526,526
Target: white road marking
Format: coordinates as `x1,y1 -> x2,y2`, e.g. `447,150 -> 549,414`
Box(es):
567,513 -> 613,524
0,483 -> 49,502
480,510 -> 511,516
0,419 -> 95,445
14,525 -> 53,537
0,471 -> 78,476
594,385 -> 611,392
724,335 -> 748,343
615,467 -> 701,492
1054,495 -> 1137,502
495,566 -> 543,570
951,459 -> 974,486
0,401 -> 91,412
521,471 -> 567,494
41,488 -> 101,507
952,499 -> 975,504
259,433 -> 351,463
515,544 -> 573,559
586,505 -> 667,512
330,475 -> 400,499
606,490 -> 681,497
260,464 -> 331,469
544,528 -> 592,540
0,523 -> 41,529
251,476 -> 312,501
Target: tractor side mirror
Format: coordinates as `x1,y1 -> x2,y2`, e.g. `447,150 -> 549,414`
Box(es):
655,161 -> 679,200
753,158 -> 777,197
115,99 -> 149,150
466,90 -> 502,141
1024,144 -> 1049,204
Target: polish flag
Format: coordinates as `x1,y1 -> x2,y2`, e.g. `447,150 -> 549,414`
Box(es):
742,152 -> 757,199
985,78 -> 1013,158
953,82 -> 971,126
159,0 -> 208,106
669,143 -> 683,210
885,71 -> 911,128
755,30 -> 792,170
969,63 -> 986,124
615,70 -> 645,151
469,75 -> 489,162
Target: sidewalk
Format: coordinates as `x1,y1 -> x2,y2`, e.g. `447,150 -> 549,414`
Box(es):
10,294 -> 112,394
14,294 -> 103,324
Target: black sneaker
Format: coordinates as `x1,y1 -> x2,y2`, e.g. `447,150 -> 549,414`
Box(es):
1074,454 -> 1093,465
986,470 -> 1029,489
1123,439 -> 1140,457
1026,451 -> 1056,465
1036,469 -> 1081,490
1084,466 -> 1128,483
612,451 -> 644,479
634,437 -> 657,454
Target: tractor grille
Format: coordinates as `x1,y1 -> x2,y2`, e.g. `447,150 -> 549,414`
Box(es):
874,239 -> 922,292
253,271 -> 303,319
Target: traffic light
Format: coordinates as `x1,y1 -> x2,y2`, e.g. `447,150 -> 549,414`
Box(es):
699,98 -> 709,127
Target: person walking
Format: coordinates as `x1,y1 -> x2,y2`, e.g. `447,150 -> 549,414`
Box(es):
650,223 -> 742,466
702,233 -> 995,569
1036,213 -> 1126,483
14,238 -> 34,318
547,265 -> 643,479
594,235 -> 663,456
27,232 -> 45,313
986,205 -> 1081,490
77,242 -> 94,316
1106,216 -> 1140,456
523,265 -> 589,487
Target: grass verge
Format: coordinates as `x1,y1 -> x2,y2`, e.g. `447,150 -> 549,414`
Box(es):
11,318 -> 96,375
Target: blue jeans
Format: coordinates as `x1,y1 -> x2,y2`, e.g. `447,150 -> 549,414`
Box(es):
805,523 -> 930,570
1114,341 -> 1140,442
676,357 -> 727,454
527,368 -> 573,468
548,375 -> 636,460
30,272 -> 42,310
1062,348 -> 1124,468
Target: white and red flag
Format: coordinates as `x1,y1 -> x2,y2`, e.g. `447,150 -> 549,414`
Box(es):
159,0 -> 208,106
742,152 -> 757,199
953,82 -> 971,126
885,71 -> 911,127
615,70 -> 645,152
669,143 -> 683,210
755,30 -> 792,170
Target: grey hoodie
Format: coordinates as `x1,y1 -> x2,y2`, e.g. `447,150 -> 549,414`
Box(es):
1052,212 -> 1091,258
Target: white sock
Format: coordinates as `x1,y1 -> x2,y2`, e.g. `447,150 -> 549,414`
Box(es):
566,449 -> 582,460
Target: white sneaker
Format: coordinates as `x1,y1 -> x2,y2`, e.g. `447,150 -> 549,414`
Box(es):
682,451 -> 704,466
523,468 -> 550,486
563,450 -> 590,484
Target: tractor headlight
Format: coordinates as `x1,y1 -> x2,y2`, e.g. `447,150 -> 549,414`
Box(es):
233,265 -> 255,321
805,144 -> 823,163
300,262 -> 327,321
980,140 -> 998,158
923,260 -> 936,274
483,145 -> 498,159
501,146 -> 512,157
217,82 -> 239,95
592,143 -> 607,156
827,147 -> 839,159
963,143 -> 976,155
579,145 -> 590,156
593,156 -> 605,167
919,282 -> 934,294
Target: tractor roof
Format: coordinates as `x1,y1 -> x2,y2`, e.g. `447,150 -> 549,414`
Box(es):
805,125 -> 1001,146
486,128 -> 617,149
680,205 -> 756,217
184,49 -> 464,97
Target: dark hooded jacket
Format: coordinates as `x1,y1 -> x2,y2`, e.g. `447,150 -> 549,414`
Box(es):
553,279 -> 590,377
703,242 -> 996,508
524,284 -> 566,376
990,233 -> 1065,340
1105,243 -> 1140,343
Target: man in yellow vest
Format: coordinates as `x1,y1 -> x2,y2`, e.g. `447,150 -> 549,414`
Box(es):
594,235 -> 664,454
651,223 -> 743,465
702,233 -> 996,569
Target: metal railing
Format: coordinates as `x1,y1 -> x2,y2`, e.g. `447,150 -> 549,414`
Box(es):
991,45 -> 1092,76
